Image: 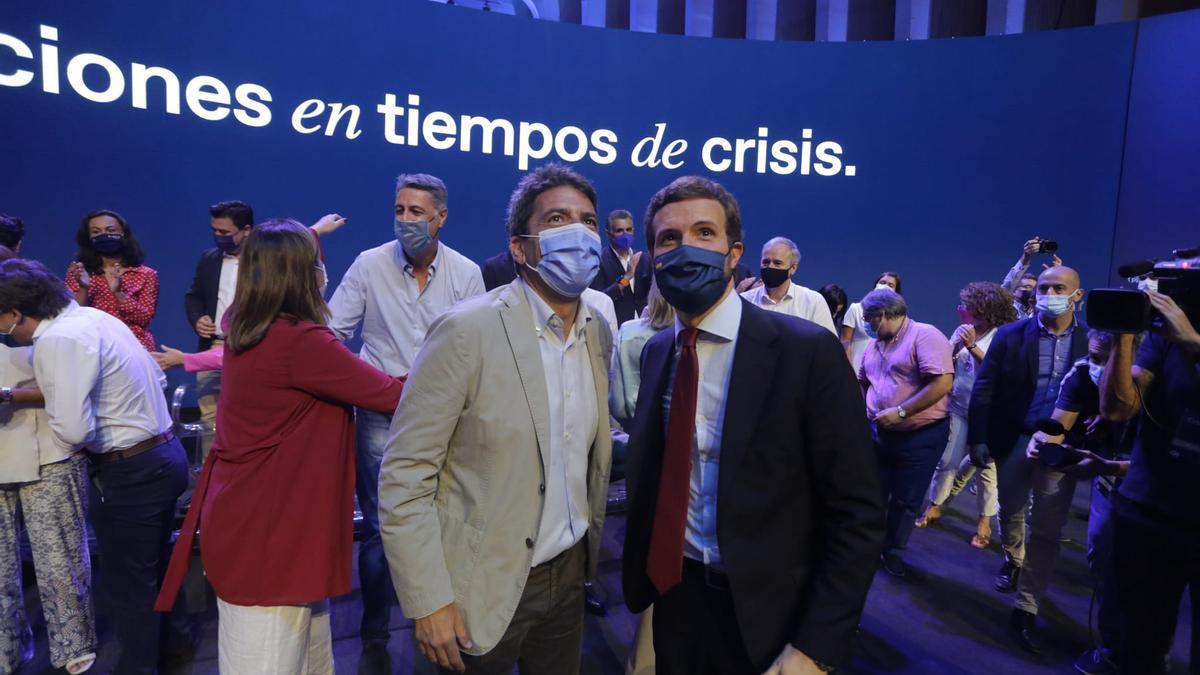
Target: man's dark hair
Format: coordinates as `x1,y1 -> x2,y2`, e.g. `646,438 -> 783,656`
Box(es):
0,214 -> 25,249
607,209 -> 633,230
505,164 -> 597,238
209,200 -> 255,230
1020,272 -> 1038,282
0,258 -> 72,319
643,176 -> 743,251
74,209 -> 147,274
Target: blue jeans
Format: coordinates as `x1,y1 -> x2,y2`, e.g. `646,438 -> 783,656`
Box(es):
1087,478 -> 1121,654
88,439 -> 188,675
355,408 -> 397,641
875,417 -> 951,561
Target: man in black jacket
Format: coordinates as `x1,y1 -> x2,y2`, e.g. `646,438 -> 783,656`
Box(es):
183,200 -> 254,453
481,249 -> 516,291
589,209 -> 651,324
966,266 -> 1088,636
623,176 -> 883,675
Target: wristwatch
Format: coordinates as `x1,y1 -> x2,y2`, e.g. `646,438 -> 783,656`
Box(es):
0,387 -> 12,405
896,405 -> 907,419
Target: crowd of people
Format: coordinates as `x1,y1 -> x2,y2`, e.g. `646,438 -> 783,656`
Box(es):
0,167 -> 1197,675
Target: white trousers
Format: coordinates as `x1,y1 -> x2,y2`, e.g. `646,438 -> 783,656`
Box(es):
217,598 -> 333,674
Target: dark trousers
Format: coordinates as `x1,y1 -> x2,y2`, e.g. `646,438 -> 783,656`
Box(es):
89,439 -> 189,675
652,559 -> 756,675
438,540 -> 586,675
1112,493 -> 1200,675
875,417 -> 951,560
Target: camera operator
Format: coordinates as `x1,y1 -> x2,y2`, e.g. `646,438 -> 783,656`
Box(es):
1100,290 -> 1200,675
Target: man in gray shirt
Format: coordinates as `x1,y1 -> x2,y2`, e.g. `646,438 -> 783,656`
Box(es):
327,173 -> 485,663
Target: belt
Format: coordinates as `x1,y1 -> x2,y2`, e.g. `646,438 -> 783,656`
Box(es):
87,431 -> 175,465
682,557 -> 730,591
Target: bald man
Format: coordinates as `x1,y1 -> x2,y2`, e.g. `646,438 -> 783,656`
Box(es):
967,266 -> 1089,653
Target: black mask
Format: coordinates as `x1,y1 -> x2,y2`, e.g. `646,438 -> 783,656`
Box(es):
760,266 -> 791,289
91,233 -> 125,256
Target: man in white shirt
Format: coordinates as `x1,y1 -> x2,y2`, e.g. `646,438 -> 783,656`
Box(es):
0,259 -> 188,675
184,200 -> 255,457
327,173 -> 485,654
739,236 -> 836,334
378,164 -> 612,674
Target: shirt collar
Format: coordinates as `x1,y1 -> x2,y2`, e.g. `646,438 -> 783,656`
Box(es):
612,245 -> 632,262
518,277 -> 592,338
1037,317 -> 1076,338
394,240 -> 442,276
32,301 -> 79,342
675,287 -> 742,344
756,281 -> 793,305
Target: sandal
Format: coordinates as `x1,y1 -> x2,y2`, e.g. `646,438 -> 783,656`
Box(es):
66,652 -> 96,674
915,504 -> 942,529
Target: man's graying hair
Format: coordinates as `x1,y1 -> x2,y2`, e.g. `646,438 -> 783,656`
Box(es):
862,288 -> 907,318
395,173 -> 448,211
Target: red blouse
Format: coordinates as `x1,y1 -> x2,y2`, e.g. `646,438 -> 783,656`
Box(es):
64,264 -> 158,351
155,318 -> 404,609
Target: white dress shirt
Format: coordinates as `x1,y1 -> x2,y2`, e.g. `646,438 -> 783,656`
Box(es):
31,303 -> 170,453
521,279 -> 598,566
328,240 -> 486,377
213,254 -> 239,338
581,287 -> 618,340
0,344 -> 68,481
741,281 -> 836,334
612,246 -> 636,293
662,289 -> 742,569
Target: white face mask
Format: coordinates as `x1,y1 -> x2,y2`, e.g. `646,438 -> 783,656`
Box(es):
874,282 -> 892,291
1089,362 -> 1104,386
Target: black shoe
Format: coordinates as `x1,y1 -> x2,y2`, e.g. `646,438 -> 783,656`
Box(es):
1073,647 -> 1117,675
358,639 -> 392,675
880,553 -> 907,577
1010,609 -> 1043,655
158,642 -> 196,673
584,582 -> 607,616
994,560 -> 1021,593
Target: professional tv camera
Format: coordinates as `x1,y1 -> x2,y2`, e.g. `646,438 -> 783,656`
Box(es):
1087,245 -> 1200,333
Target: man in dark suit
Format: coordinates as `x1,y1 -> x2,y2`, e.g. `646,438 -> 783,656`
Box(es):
589,209 -> 652,324
622,176 -> 884,675
966,265 -> 1088,651
481,249 -> 517,291
183,200 -> 254,453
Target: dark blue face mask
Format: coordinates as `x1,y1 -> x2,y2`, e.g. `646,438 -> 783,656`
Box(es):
91,233 -> 125,256
653,244 -> 731,315
214,233 -> 239,254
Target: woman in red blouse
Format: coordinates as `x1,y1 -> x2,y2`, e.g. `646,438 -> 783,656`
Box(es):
154,219 -> 404,673
65,210 -> 158,351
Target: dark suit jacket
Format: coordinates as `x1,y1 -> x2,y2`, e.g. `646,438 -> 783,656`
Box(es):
966,316 -> 1090,460
183,248 -> 224,351
622,299 -> 884,670
481,250 -> 517,292
590,246 -> 652,324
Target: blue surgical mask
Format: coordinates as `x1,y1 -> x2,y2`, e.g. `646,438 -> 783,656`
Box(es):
394,219 -> 436,259
613,232 -> 635,251
1036,293 -> 1074,318
653,245 -> 731,315
1089,362 -> 1104,386
521,223 -> 601,298
91,233 -> 125,255
214,233 -> 239,255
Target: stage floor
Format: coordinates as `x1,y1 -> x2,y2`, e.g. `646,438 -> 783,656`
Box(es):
14,478 -> 1195,674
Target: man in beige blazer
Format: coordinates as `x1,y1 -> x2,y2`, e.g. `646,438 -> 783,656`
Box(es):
379,163 -> 613,675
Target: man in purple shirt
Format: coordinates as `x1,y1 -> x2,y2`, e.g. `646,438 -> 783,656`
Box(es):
858,288 -> 954,577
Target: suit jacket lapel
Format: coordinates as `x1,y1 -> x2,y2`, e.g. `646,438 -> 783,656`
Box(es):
498,284 -> 552,477
627,328 -> 673,497
1023,318 -> 1039,386
718,301 -> 781,492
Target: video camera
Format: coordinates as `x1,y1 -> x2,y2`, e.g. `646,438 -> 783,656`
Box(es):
1087,246 -> 1200,334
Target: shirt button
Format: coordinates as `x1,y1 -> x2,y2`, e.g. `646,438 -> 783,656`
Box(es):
538,484 -> 546,495
526,537 -> 535,549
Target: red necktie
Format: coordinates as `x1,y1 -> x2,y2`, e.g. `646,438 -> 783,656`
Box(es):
646,327 -> 700,595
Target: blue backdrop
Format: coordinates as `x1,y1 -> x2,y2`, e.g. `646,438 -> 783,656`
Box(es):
1,1 -> 1180,370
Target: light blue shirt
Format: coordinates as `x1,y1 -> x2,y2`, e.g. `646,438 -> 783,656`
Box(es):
662,290 -> 742,569
1023,320 -> 1076,429
328,240 -> 485,376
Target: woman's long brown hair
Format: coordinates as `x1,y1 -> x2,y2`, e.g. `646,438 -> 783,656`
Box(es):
226,218 -> 329,353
